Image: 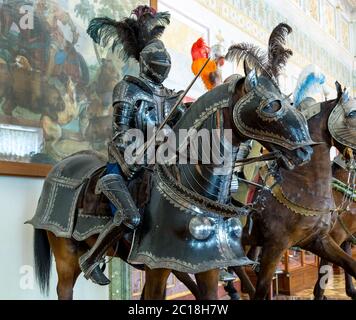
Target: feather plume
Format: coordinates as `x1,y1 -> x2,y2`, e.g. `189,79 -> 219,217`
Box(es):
191,37 -> 210,60
226,43 -> 269,75
86,6 -> 170,62
293,65 -> 326,107
267,23 -> 293,78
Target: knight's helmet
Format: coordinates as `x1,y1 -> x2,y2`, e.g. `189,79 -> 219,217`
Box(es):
86,5 -> 171,84
139,40 -> 171,84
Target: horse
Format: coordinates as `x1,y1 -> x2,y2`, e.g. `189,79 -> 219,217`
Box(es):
28,68 -> 316,300
0,1 -> 50,72
233,85 -> 356,300
313,159 -> 356,300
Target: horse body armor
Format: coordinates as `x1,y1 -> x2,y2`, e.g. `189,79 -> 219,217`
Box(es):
128,81 -> 254,273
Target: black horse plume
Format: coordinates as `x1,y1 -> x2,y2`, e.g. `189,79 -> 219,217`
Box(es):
226,23 -> 293,82
87,5 -> 170,61
225,42 -> 268,76
266,23 -> 293,78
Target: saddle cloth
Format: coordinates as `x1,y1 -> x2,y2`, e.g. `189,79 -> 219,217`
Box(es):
26,150 -> 112,240
26,150 -> 153,241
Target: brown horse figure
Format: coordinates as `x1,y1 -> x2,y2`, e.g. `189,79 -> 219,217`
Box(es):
236,85 -> 356,300
313,160 -> 356,299
29,68 -> 316,300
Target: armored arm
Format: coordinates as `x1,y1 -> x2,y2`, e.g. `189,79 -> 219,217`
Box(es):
109,81 -> 143,179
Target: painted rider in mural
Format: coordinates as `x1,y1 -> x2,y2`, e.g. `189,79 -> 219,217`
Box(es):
35,0 -> 80,80
79,5 -> 185,285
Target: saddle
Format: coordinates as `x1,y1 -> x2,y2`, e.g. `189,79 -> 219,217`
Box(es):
27,150 -> 152,242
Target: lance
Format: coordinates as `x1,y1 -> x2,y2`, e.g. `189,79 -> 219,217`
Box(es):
135,57 -> 211,162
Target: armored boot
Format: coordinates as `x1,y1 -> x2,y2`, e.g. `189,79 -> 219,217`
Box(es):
79,214 -> 126,285
79,174 -> 141,285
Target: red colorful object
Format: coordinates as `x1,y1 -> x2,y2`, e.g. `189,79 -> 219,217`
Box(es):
191,38 -> 219,91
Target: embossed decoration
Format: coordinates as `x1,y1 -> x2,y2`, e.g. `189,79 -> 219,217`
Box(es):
328,96 -> 356,150
233,76 -> 316,150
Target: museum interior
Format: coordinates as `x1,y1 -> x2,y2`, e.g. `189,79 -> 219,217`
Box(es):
0,0 -> 355,300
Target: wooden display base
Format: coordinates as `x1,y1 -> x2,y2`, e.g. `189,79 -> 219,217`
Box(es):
243,264 -> 319,296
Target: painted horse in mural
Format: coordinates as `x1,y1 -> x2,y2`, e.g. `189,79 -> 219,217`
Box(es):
27,69 -> 316,300
0,0 -> 88,85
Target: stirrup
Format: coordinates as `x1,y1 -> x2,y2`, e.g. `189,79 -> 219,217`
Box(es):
79,253 -> 110,286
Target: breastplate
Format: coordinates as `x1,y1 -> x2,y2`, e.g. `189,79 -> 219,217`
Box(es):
135,85 -> 175,133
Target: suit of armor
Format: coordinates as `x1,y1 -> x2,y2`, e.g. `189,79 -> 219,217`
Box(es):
79,38 -> 185,285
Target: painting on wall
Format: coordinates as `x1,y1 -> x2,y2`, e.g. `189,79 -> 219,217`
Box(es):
0,0 -> 147,164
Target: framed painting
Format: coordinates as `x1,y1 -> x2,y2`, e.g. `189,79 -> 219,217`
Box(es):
0,0 -> 154,177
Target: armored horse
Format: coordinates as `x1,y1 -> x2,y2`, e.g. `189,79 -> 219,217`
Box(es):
231,80 -> 356,300
27,66 -> 318,300
312,97 -> 356,300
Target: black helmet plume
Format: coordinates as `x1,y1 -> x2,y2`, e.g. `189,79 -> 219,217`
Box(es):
87,5 -> 170,62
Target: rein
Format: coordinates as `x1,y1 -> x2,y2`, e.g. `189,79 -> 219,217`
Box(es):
234,151 -> 283,167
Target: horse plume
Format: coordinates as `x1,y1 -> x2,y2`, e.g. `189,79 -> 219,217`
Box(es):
225,42 -> 268,75
87,5 -> 170,61
226,23 -> 293,82
267,23 -> 293,78
293,64 -> 326,107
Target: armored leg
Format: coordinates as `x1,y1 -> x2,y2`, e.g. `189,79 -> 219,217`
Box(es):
79,214 -> 126,285
79,174 -> 141,285
96,173 -> 141,229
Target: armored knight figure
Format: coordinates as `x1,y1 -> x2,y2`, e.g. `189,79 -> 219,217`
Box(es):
79,6 -> 184,285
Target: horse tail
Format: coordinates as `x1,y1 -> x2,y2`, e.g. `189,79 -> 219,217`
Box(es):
33,229 -> 52,295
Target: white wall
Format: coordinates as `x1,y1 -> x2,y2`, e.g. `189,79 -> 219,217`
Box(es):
0,176 -> 109,300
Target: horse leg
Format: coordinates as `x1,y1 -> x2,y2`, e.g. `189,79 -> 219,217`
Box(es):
195,269 -> 219,300
47,232 -> 82,300
172,271 -> 200,299
254,244 -> 287,300
304,235 -> 356,284
342,242 -> 356,300
231,266 -> 255,299
144,268 -> 171,300
313,258 -> 331,300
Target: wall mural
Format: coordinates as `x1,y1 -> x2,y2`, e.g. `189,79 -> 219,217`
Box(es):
0,0 -> 145,164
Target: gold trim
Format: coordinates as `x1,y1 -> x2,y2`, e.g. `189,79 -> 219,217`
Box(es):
260,166 -> 326,216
